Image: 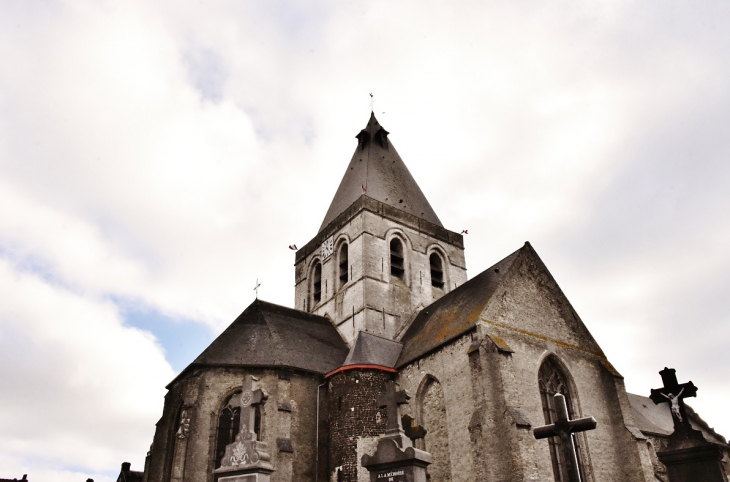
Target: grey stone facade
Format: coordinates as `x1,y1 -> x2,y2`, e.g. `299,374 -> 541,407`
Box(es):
139,113 -> 728,482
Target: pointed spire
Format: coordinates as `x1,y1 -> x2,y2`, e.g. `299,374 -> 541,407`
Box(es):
319,113 -> 442,232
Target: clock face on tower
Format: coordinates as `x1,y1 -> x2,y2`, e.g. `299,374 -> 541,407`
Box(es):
321,236 -> 334,259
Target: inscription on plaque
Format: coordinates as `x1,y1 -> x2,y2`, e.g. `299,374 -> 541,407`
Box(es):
375,469 -> 405,481
218,474 -> 257,482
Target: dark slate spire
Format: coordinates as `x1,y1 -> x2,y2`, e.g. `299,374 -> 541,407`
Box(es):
319,113 -> 442,232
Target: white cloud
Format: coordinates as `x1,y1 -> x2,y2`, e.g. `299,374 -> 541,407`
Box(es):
0,258 -> 173,479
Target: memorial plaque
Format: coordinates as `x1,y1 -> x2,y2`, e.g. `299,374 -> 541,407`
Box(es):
374,468 -> 406,481
218,475 -> 257,482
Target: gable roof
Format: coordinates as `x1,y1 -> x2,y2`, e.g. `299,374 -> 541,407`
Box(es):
171,300 -> 349,386
397,245 -> 523,367
319,112 -> 442,232
343,331 -> 403,368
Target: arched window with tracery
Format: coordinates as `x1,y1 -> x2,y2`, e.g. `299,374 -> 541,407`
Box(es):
538,357 -> 590,482
390,238 -> 405,282
214,390 -> 262,469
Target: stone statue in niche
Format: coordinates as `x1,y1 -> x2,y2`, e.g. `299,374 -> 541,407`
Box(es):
175,409 -> 190,439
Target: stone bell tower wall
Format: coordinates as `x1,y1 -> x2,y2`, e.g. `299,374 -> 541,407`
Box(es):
294,196 -> 466,345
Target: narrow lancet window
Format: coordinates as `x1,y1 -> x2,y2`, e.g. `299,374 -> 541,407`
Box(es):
339,243 -> 348,286
313,262 -> 322,304
538,357 -> 589,482
430,253 -> 444,289
390,238 -> 405,281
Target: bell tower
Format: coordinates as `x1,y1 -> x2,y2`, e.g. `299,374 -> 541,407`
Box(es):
294,113 -> 466,344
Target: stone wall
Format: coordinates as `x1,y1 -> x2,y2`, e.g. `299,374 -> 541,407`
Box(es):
144,367 -> 325,482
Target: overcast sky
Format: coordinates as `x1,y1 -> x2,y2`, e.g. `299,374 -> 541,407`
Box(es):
1,1 -> 729,480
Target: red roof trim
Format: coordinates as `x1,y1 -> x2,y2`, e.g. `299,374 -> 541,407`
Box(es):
325,364 -> 398,378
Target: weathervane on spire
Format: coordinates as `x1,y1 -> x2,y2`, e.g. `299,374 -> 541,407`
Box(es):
369,92 -> 374,112
254,279 -> 261,299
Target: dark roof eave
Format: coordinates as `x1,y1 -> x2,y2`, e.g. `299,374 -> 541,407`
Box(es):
166,362 -> 330,389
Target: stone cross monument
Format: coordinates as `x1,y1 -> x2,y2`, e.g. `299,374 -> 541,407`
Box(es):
362,379 -> 432,482
650,367 -> 727,482
533,393 -> 597,482
215,375 -> 274,482
377,379 -> 410,437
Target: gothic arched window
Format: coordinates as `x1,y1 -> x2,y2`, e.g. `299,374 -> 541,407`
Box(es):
390,238 -> 405,282
214,391 -> 262,469
538,357 -> 589,482
312,261 -> 322,305
338,243 -> 348,287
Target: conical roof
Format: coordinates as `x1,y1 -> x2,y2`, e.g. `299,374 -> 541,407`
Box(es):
319,113 -> 442,231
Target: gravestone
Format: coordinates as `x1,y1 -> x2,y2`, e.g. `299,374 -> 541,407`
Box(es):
214,375 -> 275,482
361,380 -> 432,482
650,367 -> 728,482
533,393 -> 597,482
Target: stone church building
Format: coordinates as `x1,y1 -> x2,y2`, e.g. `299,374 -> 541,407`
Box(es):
136,113 -> 728,482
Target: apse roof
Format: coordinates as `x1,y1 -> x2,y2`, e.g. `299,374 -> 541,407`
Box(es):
319,112 -> 442,232
176,300 -> 349,382
397,244 -> 525,367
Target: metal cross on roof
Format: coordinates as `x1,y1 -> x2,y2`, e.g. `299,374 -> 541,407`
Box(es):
533,393 -> 597,482
253,279 -> 261,299
650,367 -> 697,424
369,92 -> 374,112
377,379 -> 410,433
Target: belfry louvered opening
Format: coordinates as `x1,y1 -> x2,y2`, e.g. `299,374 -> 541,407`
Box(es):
338,243 -> 348,285
390,238 -> 405,281
312,262 -> 322,304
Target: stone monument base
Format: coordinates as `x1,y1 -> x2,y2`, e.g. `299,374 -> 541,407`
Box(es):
361,435 -> 432,482
658,444 -> 728,482
214,464 -> 274,482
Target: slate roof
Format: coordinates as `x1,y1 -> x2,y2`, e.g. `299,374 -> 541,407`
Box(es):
319,112 -> 442,232
397,244 -> 524,367
172,300 -> 349,386
343,331 -> 403,368
628,393 -> 729,444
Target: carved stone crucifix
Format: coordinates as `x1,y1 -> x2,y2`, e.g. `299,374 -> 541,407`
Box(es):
230,374 -> 268,440
377,379 -> 410,433
533,393 -> 597,482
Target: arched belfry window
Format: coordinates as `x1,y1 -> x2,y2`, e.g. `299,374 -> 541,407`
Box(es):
312,261 -> 322,305
429,253 -> 444,290
338,243 -> 348,287
390,238 -> 405,281
538,357 -> 589,482
214,390 -> 262,469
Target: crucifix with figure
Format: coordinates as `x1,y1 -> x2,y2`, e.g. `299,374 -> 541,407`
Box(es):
650,367 -> 697,428
533,393 -> 597,482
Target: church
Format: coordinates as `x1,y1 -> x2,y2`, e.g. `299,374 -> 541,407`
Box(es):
132,113 -> 729,482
